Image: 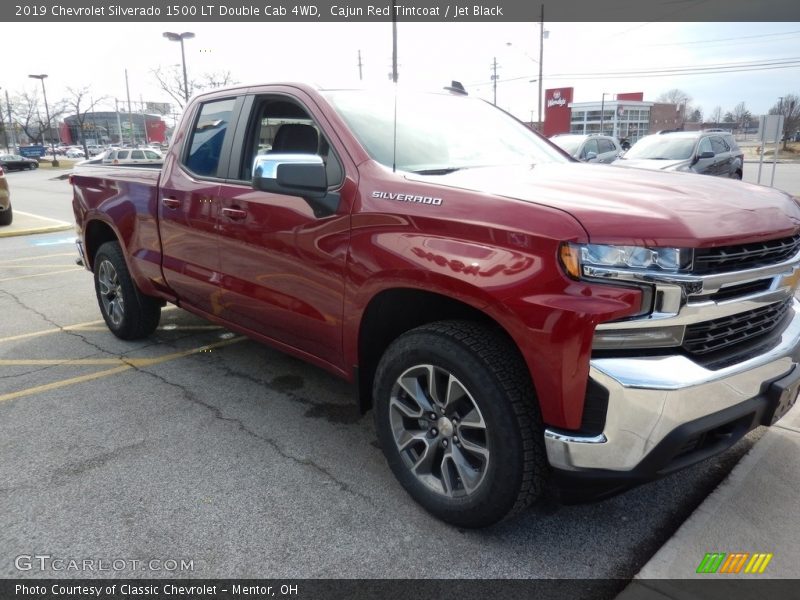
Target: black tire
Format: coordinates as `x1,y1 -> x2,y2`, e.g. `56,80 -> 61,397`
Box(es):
93,241 -> 161,340
0,206 -> 12,226
373,320 -> 547,528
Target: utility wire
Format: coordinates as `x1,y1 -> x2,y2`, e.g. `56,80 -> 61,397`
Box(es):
465,57 -> 800,87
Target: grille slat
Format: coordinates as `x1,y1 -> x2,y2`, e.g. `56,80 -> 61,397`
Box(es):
683,298 -> 793,355
693,235 -> 800,274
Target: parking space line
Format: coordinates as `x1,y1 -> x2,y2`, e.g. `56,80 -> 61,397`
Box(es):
0,264 -> 83,269
0,319 -> 107,344
0,307 -> 181,345
0,336 -> 246,404
0,268 -> 83,282
0,253 -> 76,264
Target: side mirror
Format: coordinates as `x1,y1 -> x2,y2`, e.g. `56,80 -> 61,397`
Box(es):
697,150 -> 715,160
252,154 -> 327,199
584,151 -> 598,162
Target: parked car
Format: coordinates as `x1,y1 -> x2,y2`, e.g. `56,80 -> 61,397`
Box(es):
549,133 -> 623,163
0,167 -> 12,225
0,153 -> 39,171
103,148 -> 163,165
66,148 -> 86,158
614,130 -> 743,179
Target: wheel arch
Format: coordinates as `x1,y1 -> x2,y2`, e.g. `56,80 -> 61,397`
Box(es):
355,287 -> 532,414
84,218 -> 121,271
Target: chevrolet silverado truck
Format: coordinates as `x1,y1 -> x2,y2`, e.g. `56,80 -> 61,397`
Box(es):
71,83 -> 800,527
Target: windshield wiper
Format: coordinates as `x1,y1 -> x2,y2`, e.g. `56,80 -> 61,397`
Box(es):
411,167 -> 463,175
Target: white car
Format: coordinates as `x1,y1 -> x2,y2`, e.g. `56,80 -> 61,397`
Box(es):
66,148 -> 85,158
103,148 -> 163,165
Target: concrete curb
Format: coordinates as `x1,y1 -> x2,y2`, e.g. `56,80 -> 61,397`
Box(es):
0,210 -> 73,238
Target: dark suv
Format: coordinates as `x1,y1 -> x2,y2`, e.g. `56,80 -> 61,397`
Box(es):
613,130 -> 743,179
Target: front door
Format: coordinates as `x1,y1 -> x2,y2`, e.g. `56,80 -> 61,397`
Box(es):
215,92 -> 354,369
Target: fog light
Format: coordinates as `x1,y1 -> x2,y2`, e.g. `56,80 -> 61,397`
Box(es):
593,326 -> 685,350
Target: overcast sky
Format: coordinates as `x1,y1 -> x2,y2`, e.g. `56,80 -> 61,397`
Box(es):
3,21 -> 798,123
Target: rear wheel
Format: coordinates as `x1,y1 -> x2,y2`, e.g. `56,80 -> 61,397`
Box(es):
0,206 -> 12,226
93,241 -> 161,339
373,320 -> 547,527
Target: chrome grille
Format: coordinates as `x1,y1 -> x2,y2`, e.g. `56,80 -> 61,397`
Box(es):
692,235 -> 800,274
683,298 -> 794,356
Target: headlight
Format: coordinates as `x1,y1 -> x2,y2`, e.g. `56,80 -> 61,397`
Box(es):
560,243 -> 691,279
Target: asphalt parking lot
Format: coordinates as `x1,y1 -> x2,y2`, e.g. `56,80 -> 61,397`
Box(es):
0,166 -> 791,593
0,234 -> 760,585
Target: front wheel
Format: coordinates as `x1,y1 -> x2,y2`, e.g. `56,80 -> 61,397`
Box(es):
93,241 -> 161,339
373,321 -> 547,527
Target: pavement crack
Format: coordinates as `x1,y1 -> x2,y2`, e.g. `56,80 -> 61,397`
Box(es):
0,288 -> 110,357
131,364 -> 378,508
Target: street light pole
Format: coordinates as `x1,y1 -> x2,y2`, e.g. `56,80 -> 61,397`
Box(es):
538,4 -> 544,131
163,31 -> 195,104
5,90 -> 18,153
600,92 -> 609,135
28,74 -> 58,166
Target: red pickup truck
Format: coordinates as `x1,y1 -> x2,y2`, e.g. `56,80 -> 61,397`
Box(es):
71,83 -> 800,527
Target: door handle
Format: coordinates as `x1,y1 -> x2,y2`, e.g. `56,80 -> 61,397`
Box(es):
162,197 -> 181,209
222,207 -> 248,220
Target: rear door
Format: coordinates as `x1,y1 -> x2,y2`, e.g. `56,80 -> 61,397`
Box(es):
710,136 -> 733,177
158,95 -> 243,314
214,90 -> 355,369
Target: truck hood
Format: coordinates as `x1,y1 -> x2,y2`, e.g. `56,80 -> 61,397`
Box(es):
406,163 -> 800,247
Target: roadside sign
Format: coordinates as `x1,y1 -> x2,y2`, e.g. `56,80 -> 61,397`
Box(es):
19,145 -> 45,158
757,115 -> 784,143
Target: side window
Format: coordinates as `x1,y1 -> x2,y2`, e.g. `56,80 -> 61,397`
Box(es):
144,150 -> 160,159
131,150 -> 145,159
582,138 -> 599,156
711,137 -> 729,153
239,97 -> 344,188
597,139 -> 614,153
184,98 -> 236,177
117,150 -> 129,159
698,137 -> 713,155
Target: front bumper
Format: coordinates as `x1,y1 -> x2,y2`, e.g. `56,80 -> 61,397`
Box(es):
544,298 -> 800,477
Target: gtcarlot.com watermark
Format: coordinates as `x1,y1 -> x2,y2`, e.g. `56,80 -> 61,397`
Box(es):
15,554 -> 194,573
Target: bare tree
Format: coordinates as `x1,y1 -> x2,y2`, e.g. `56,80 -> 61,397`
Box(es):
768,93 -> 800,149
10,91 -> 42,142
152,66 -> 237,110
10,89 -> 66,145
65,87 -> 109,158
710,106 -> 723,127
657,89 -> 692,107
731,101 -> 752,134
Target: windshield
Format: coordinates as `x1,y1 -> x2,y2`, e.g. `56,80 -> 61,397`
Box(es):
323,90 -> 568,172
624,135 -> 696,160
550,137 -> 582,155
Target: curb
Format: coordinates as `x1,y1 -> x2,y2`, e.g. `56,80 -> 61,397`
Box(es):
0,211 -> 74,239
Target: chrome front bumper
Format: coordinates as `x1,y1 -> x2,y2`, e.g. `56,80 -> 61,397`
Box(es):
544,298 -> 800,472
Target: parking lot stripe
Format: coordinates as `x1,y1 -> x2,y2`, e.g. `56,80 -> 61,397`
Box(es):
0,319 -> 107,344
0,253 -> 76,264
0,264 -> 84,269
0,267 -> 83,282
0,307 -> 181,345
0,336 -> 246,404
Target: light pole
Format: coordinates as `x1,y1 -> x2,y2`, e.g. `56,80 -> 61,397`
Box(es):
163,31 -> 195,104
600,92 -> 609,135
28,74 -> 58,166
538,4 -> 545,132
4,90 -> 18,153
